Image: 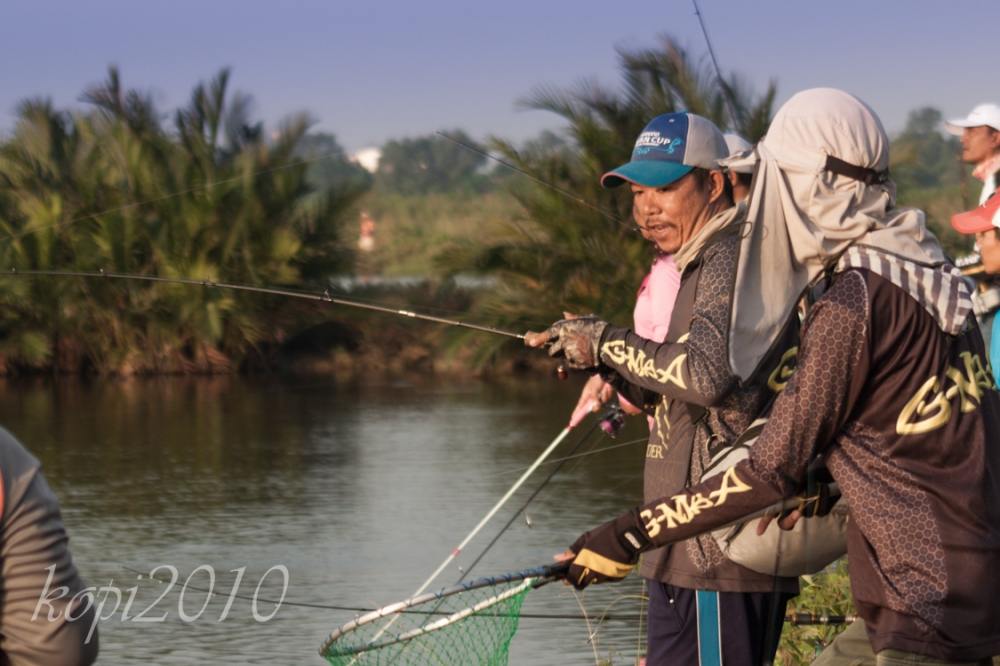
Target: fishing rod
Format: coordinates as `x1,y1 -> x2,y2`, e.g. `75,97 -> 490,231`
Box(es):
355,403 -> 612,655
691,0 -> 743,130
2,268 -> 525,340
455,405 -> 622,584
435,131 -> 626,226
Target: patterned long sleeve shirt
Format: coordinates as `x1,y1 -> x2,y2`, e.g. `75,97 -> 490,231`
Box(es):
598,224 -> 799,593
628,267 -> 1000,659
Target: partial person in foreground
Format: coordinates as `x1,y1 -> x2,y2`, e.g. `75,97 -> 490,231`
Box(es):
554,88 -> 1000,663
0,427 -> 98,666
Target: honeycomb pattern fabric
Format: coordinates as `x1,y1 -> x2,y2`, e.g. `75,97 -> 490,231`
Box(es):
828,421 -> 945,632
630,266 -> 1000,660
599,229 -> 740,406
686,385 -> 769,574
742,270 -> 870,491
601,229 -> 794,592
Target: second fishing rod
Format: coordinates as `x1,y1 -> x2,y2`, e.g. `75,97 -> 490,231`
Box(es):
4,268 -> 526,340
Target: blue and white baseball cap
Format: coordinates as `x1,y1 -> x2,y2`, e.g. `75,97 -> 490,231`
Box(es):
601,112 -> 728,188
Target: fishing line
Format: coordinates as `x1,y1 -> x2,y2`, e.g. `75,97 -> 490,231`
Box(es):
2,268 -> 527,339
691,0 -> 743,130
373,406 -> 626,660
483,436 -> 646,481
122,565 -> 853,625
317,282 -> 495,319
0,146 -> 361,248
119,565 -> 640,621
455,413 -> 610,582
361,410 -> 611,651
435,131 -> 627,226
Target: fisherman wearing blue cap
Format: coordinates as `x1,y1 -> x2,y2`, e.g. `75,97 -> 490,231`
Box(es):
549,88 -> 1000,665
527,111 -> 800,666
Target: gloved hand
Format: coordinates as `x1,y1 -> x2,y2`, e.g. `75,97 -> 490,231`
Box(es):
524,315 -> 608,370
564,509 -> 650,590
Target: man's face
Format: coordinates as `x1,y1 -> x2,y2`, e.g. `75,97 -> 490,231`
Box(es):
960,125 -> 1000,164
630,172 -> 719,254
976,229 -> 1000,274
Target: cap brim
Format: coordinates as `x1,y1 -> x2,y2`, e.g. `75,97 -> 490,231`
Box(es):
944,121 -> 971,136
951,197 -> 1000,234
951,211 -> 994,234
601,162 -> 694,189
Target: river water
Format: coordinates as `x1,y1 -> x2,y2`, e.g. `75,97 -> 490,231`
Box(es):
0,376 -> 650,665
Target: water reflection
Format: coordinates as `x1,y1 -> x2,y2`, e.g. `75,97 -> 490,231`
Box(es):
0,377 -> 647,665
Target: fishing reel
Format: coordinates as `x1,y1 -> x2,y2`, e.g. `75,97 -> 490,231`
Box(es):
598,406 -> 626,438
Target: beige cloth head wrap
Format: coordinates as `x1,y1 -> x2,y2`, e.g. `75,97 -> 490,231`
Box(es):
725,87 -> 955,381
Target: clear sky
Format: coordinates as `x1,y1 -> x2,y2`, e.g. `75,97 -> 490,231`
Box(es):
1,0 -> 996,153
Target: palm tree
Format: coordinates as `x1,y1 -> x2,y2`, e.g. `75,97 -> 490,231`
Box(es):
437,36 -> 777,364
0,98 -> 111,371
0,67 -> 366,374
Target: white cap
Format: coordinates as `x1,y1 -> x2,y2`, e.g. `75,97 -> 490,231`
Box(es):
723,133 -> 754,174
945,103 -> 1000,135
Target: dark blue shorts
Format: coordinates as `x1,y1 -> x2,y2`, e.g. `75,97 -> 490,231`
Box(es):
645,581 -> 792,666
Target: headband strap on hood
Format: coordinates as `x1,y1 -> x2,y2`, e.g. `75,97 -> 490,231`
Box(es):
824,155 -> 889,186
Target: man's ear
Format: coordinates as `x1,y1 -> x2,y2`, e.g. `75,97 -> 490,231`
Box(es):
708,169 -> 727,204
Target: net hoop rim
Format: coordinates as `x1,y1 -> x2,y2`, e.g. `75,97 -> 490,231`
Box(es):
322,577 -> 535,658
319,563 -> 564,657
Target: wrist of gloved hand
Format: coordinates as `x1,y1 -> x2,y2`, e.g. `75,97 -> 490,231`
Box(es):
545,316 -> 609,370
565,508 -> 650,590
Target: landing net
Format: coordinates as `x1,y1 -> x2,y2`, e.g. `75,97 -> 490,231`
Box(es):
320,565 -> 561,666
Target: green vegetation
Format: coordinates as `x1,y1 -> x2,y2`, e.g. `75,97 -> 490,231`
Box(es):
892,107 -> 975,258
361,190 -> 522,278
431,39 -> 974,368
375,130 -> 492,195
433,37 -> 779,363
0,67 -> 363,374
0,39 -> 977,376
778,560 -> 854,663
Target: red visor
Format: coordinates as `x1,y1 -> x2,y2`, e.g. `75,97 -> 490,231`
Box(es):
951,193 -> 1000,234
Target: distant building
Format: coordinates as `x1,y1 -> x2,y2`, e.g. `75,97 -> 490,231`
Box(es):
351,147 -> 381,173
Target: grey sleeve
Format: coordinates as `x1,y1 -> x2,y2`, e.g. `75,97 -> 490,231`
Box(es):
0,430 -> 98,666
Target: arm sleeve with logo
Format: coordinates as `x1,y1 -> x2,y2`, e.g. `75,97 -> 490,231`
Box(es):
601,272 -> 871,551
596,239 -> 738,407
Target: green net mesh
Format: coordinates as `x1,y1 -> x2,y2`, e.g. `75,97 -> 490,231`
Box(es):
322,576 -> 534,666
